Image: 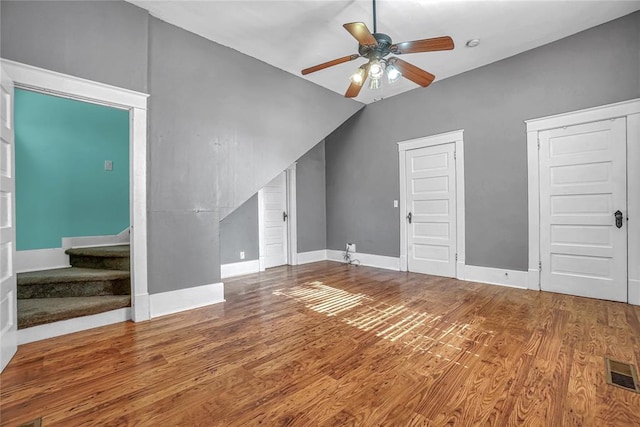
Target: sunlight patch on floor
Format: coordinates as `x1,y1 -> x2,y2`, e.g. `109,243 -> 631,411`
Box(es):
274,282 -> 494,368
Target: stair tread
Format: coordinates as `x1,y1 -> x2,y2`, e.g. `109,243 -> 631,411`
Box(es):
18,295 -> 131,329
18,267 -> 130,286
65,244 -> 130,258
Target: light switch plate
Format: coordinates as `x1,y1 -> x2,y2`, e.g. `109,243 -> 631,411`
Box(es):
104,160 -> 113,171
394,200 -> 398,207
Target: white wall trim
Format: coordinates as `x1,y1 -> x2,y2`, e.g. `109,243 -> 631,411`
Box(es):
61,227 -> 130,249
525,99 -> 640,304
149,282 -> 224,318
287,163 -> 298,266
0,59 -> 152,321
525,98 -> 640,131
221,259 -> 260,278
16,249 -> 69,273
630,280 -> 640,307
628,112 -> 640,305
398,129 -> 466,279
464,265 -> 528,290
18,307 -> 131,345
326,249 -> 400,271
1,59 -> 147,109
297,250 -> 328,265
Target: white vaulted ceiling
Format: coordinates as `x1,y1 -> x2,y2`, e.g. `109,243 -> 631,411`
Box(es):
128,1 -> 640,104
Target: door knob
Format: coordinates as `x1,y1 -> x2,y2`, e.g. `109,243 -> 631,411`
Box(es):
407,212 -> 412,224
614,210 -> 623,228
283,211 -> 288,222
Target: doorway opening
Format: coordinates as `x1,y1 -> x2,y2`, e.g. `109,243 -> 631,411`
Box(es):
526,99 -> 640,304
1,59 -> 149,353
258,165 -> 297,270
398,130 -> 466,279
15,88 -> 132,330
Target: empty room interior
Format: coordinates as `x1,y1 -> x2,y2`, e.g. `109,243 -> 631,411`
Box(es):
1,1 -> 640,425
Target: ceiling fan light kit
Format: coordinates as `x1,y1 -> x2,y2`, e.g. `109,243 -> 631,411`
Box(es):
301,0 -> 454,98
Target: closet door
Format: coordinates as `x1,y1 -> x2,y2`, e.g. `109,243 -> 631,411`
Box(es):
539,118 -> 627,302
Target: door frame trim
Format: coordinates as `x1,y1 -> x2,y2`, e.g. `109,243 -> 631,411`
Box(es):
1,58 -> 151,321
398,129 -> 466,279
525,98 -> 640,304
258,164 -> 297,270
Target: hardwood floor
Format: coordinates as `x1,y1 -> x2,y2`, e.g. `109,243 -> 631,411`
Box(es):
2,261 -> 640,426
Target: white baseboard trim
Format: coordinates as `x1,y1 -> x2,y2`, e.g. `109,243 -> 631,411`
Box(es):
221,259 -> 260,278
18,307 -> 131,345
297,250 -> 328,265
327,249 -> 400,271
629,279 -> 640,306
62,228 -> 130,249
16,249 -> 70,273
464,265 -> 528,289
149,282 -> 225,318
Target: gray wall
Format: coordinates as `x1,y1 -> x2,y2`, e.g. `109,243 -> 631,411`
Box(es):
1,1 -> 148,93
219,195 -> 258,264
296,140 -> 327,253
325,11 -> 640,271
147,18 -> 359,292
218,140 -> 327,263
2,1 -> 362,294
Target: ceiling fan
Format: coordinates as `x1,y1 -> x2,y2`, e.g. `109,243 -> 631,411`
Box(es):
301,0 -> 454,98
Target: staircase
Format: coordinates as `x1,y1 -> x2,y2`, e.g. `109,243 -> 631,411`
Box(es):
17,245 -> 131,329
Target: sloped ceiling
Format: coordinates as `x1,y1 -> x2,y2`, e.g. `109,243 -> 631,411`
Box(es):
128,1 -> 640,104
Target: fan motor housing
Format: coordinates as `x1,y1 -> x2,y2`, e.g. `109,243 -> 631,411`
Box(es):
359,33 -> 393,59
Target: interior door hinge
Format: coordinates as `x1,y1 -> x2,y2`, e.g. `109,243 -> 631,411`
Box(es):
539,261 -> 542,270
454,150 -> 457,160
455,253 -> 458,261
537,138 -> 540,150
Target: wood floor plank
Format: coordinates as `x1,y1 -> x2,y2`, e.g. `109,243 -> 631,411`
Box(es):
2,261 -> 640,426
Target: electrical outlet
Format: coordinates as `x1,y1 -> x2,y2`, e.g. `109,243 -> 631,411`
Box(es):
346,243 -> 356,252
104,160 -> 113,171
240,251 -> 245,260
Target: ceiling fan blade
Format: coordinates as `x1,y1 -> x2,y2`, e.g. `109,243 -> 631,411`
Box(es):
345,63 -> 370,98
343,22 -> 378,46
345,80 -> 365,98
301,54 -> 360,75
389,58 -> 435,87
391,36 -> 454,54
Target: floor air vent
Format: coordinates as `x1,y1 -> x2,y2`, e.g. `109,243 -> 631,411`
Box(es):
605,358 -> 640,393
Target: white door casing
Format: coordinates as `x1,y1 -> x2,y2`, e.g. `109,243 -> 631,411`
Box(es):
258,165 -> 297,270
398,130 -> 465,279
539,119 -> 627,302
0,68 -> 17,372
0,59 -> 151,324
526,98 -> 640,305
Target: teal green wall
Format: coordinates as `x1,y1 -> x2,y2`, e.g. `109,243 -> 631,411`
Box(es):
15,89 -> 130,250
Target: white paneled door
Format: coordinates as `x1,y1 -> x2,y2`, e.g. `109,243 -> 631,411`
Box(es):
0,70 -> 17,372
539,118 -> 627,302
260,172 -> 288,269
405,143 -> 457,277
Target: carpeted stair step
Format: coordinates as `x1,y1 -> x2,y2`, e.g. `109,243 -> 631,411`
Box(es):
65,244 -> 130,271
17,267 -> 130,299
18,295 -> 131,329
